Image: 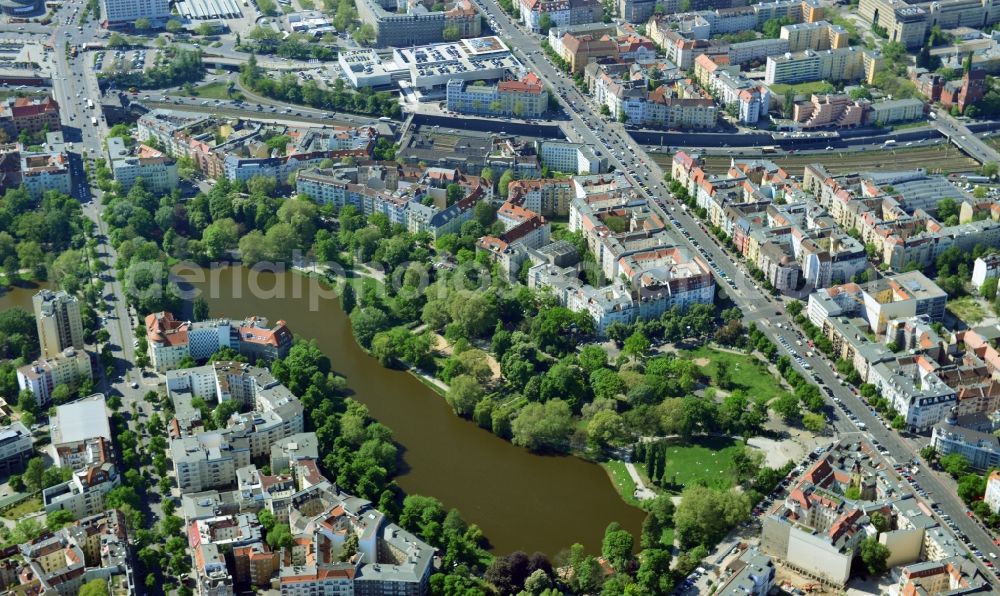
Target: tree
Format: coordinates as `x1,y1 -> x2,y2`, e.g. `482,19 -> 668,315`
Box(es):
23,457 -> 45,492
673,485 -> 751,548
587,409 -> 625,449
602,523 -> 634,572
47,509 -> 75,530
134,17 -> 151,30
859,536 -> 890,574
981,277 -> 998,301
870,511 -> 890,533
352,23 -> 375,45
957,473 -> 986,504
267,523 -> 294,549
802,412 -> 826,433
446,374 -> 484,417
79,579 -> 109,596
940,452 -> 970,478
165,19 -> 183,33
510,399 -> 574,452
636,549 -> 673,595
498,169 -> 516,198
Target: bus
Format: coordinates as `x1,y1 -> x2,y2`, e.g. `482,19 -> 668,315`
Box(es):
883,139 -> 897,146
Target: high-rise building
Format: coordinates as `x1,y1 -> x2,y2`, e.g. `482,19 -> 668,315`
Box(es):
32,290 -> 83,359
101,0 -> 169,27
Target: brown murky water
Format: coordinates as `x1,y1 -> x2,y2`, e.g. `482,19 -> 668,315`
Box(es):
188,265 -> 644,556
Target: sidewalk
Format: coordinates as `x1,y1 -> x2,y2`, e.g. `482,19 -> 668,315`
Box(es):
624,460 -> 656,501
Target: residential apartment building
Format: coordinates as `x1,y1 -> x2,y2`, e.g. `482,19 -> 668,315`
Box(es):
16,347 -> 92,406
538,140 -> 607,174
173,431 -> 252,493
985,470 -> 1000,513
42,462 -> 119,519
765,47 -> 878,85
33,289 -> 83,359
106,137 -> 178,194
0,422 -> 32,475
18,145 -> 71,199
50,395 -> 113,470
793,94 -> 866,129
588,65 -> 719,129
520,0 -> 601,32
780,21 -> 848,52
931,407 -> 1000,470
445,73 -> 549,117
101,0 -> 169,26
693,55 -> 771,124
9,511 -> 135,595
507,178 -> 575,217
973,253 -> 1000,290
716,549 -> 776,596
0,95 -> 59,138
145,311 -> 293,372
868,97 -> 924,124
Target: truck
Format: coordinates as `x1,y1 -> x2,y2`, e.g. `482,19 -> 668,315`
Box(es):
86,98 -> 93,109
91,116 -> 97,126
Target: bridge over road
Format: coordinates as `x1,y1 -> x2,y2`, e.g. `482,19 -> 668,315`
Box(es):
933,108 -> 1000,165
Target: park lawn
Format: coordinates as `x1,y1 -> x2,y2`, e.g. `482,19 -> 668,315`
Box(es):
173,81 -> 233,100
948,296 -> 987,325
660,436 -> 743,491
682,346 -> 790,404
769,81 -> 835,96
1,497 -> 41,520
602,460 -> 642,508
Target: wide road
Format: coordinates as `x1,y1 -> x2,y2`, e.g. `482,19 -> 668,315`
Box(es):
475,0 -> 1000,585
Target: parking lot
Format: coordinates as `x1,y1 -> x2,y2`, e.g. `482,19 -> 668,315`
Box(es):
93,49 -> 157,73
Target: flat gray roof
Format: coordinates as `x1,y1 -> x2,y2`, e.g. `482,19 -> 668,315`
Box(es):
51,394 -> 110,446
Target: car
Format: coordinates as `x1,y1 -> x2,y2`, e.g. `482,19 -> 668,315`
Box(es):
130,381 -> 139,389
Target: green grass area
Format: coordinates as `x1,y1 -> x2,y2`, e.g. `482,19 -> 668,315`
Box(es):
602,460 -> 642,508
171,81 -> 233,100
682,346 -> 790,404
891,120 -> 930,131
769,81 -> 835,96
948,296 -> 988,325
661,527 -> 674,548
1,497 -> 41,520
661,436 -> 743,491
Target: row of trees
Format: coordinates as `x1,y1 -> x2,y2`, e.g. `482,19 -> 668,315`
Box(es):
240,55 -> 401,119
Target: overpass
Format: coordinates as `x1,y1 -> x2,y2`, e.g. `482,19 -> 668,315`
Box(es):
932,108 -> 1000,165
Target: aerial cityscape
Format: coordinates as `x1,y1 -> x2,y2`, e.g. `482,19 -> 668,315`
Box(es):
2,0 -> 1000,592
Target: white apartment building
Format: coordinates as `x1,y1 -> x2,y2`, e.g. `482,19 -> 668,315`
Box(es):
538,140 -> 606,174
172,432 -> 252,493
17,348 -> 92,406
972,254 -> 1000,290
42,463 -> 119,519
101,0 -> 170,26
107,137 -> 178,194
765,47 -> 872,85
985,471 -> 1000,513
0,422 -> 32,474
